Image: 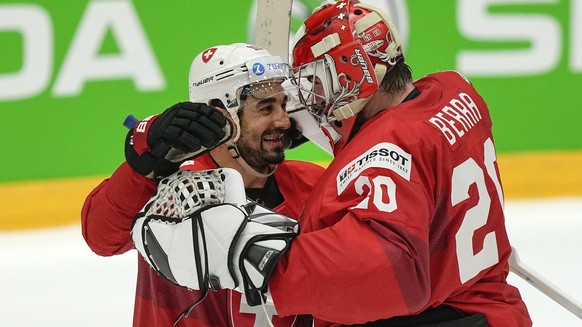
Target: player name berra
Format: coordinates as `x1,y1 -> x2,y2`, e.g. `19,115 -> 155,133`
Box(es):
428,92 -> 482,145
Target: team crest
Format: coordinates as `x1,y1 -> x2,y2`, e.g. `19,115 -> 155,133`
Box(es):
201,48 -> 217,63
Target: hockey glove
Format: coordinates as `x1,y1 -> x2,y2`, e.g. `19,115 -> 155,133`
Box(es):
125,102 -> 232,179
131,169 -> 297,306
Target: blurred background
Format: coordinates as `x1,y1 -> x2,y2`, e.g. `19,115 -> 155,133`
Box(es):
1,0 -> 581,228
0,0 -> 581,325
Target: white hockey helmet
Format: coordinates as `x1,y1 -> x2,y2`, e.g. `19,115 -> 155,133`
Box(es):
189,43 -> 291,142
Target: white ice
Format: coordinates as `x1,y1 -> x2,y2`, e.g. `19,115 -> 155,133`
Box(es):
0,197 -> 581,326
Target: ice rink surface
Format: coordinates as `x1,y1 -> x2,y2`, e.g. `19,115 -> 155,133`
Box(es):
1,197 -> 581,326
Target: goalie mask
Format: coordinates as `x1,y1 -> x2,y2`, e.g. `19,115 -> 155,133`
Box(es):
291,0 -> 404,155
189,43 -> 292,143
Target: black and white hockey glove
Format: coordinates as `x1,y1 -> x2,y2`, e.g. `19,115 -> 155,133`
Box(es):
125,102 -> 232,179
131,168 -> 297,306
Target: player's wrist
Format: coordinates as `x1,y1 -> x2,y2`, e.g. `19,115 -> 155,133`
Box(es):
124,128 -> 180,179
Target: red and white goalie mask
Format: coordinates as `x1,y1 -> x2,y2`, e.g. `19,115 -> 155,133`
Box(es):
290,0 -> 404,155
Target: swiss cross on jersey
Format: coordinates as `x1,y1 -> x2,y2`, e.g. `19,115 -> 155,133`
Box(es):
202,48 -> 217,63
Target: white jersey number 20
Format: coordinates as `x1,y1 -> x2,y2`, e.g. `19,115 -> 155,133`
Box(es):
453,138 -> 502,283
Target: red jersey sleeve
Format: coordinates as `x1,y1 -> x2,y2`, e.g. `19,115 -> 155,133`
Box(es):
81,162 -> 157,256
273,160 -> 326,218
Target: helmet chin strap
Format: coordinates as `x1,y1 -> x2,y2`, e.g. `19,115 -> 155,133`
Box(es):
228,114 -> 242,143
223,106 -> 277,178
226,142 -> 277,178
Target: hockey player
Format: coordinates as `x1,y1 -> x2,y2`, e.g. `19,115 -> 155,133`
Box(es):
132,1 -> 534,326
81,43 -> 323,326
264,1 -> 532,326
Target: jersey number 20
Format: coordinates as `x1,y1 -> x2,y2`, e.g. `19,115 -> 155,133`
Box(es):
453,138 -> 502,283
352,138 -> 503,284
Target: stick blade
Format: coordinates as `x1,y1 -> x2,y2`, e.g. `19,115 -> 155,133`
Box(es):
254,0 -> 293,63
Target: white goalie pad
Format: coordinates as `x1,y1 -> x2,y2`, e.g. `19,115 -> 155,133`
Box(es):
132,168 -> 246,288
133,203 -> 297,305
131,169 -> 298,306
249,204 -> 299,233
132,204 -> 248,290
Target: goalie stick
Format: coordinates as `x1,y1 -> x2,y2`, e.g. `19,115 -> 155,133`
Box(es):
255,0 -> 340,156
509,246 -> 582,319
254,0 -> 294,63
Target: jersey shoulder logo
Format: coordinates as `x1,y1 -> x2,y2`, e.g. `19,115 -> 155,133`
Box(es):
337,142 -> 412,195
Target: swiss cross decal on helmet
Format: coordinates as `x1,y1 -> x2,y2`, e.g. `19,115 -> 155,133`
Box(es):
201,48 -> 217,63
188,43 -> 291,142
291,0 -> 404,122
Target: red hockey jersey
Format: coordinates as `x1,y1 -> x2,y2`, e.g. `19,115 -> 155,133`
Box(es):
82,154 -> 324,326
270,71 -> 532,326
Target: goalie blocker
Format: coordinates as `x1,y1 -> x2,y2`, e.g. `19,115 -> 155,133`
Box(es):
131,168 -> 298,307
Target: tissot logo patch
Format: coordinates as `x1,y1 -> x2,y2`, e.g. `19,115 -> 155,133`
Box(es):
337,143 -> 412,194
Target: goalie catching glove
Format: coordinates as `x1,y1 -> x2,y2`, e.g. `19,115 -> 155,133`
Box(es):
131,168 -> 297,306
125,102 -> 233,179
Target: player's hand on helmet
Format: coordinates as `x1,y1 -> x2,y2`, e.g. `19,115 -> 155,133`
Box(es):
125,102 -> 232,179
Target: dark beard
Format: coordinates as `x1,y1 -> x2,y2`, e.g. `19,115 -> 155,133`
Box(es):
236,139 -> 285,172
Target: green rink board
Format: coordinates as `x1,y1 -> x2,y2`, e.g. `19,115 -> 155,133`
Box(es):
0,0 -> 580,183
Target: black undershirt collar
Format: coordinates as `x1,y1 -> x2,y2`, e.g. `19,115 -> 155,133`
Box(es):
245,174 -> 284,208
209,153 -> 284,209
